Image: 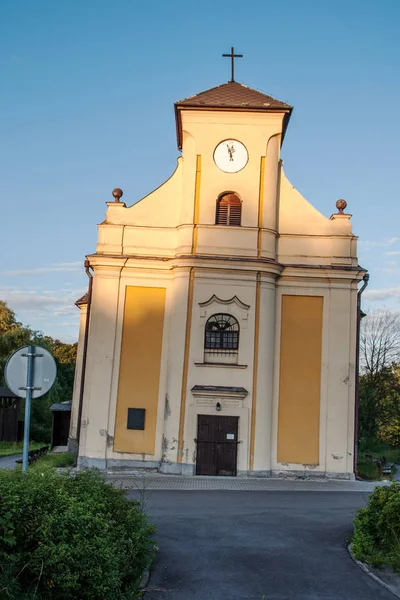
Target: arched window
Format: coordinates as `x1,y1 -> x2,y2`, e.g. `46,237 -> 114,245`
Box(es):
204,313 -> 239,364
215,193 -> 242,226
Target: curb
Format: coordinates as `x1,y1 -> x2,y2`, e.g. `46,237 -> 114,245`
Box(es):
140,566 -> 151,590
347,543 -> 400,598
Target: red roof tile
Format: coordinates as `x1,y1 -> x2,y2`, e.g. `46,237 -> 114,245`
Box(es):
75,292 -> 89,307
177,81 -> 292,110
175,81 -> 292,149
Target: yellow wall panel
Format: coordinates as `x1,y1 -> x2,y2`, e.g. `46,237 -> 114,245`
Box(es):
277,295 -> 323,465
114,286 -> 166,455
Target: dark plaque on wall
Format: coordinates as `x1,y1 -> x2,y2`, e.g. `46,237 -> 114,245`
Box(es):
127,408 -> 145,430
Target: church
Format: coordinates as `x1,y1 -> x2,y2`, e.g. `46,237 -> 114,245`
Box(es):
69,59 -> 365,478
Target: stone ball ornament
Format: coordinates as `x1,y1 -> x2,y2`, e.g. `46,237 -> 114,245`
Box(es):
112,188 -> 123,202
336,199 -> 347,214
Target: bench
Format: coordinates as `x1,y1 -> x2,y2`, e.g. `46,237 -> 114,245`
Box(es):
367,456 -> 395,476
16,446 -> 49,465
381,462 -> 394,475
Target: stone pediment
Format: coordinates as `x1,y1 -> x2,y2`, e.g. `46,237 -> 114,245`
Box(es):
198,295 -> 250,311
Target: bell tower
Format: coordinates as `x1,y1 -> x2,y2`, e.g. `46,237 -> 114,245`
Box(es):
174,79 -> 292,260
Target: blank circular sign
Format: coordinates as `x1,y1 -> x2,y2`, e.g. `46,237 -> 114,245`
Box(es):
5,346 -> 57,399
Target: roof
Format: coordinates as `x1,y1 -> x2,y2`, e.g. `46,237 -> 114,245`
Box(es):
177,81 -> 292,109
50,400 -> 72,412
0,386 -> 18,399
175,81 -> 293,149
75,292 -> 89,307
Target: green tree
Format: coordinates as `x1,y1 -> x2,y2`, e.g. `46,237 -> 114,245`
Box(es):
359,311 -> 400,449
359,366 -> 399,445
0,300 -> 20,334
0,301 -> 77,443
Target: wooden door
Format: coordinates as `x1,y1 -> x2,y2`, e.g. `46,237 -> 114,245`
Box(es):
52,412 -> 71,447
196,415 -> 239,476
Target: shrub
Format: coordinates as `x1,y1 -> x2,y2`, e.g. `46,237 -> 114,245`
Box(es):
0,469 -> 155,599
353,483 -> 400,571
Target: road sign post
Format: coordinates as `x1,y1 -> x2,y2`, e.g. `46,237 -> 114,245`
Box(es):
5,345 -> 57,473
22,346 -> 35,473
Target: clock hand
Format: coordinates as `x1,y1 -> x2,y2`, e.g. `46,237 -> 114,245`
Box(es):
227,143 -> 235,161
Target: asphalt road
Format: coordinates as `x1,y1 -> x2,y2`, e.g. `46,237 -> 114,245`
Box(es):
0,454 -> 21,469
131,490 -> 393,600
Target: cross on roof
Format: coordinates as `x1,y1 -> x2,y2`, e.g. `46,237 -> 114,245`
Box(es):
222,47 -> 243,82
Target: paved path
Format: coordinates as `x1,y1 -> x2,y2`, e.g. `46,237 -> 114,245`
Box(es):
0,454 -> 21,469
132,490 -> 394,600
109,472 -> 383,492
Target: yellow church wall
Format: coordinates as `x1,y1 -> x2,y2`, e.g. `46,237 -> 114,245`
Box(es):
96,113 -> 360,272
195,226 -> 258,257
277,169 -> 358,266
122,227 -> 178,257
269,275 -> 361,476
104,159 -> 182,227
278,170 -> 332,234
102,267 -> 178,467
96,224 -> 124,255
113,286 -> 166,455
277,295 -> 323,465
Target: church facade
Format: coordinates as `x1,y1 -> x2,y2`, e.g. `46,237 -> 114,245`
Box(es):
70,80 -> 365,478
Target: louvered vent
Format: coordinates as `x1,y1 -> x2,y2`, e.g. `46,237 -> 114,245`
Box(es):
215,193 -> 242,226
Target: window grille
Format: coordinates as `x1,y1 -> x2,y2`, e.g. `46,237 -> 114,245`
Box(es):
215,193 -> 242,226
204,313 -> 239,364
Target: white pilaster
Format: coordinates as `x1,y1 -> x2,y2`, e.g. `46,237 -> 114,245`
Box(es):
78,264 -> 124,467
69,303 -> 87,447
252,275 -> 276,472
325,284 -> 355,475
161,268 -> 191,471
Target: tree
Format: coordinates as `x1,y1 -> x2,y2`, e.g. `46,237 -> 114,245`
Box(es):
0,302 -> 36,387
0,300 -> 20,334
0,300 -> 77,442
360,310 -> 400,381
358,311 -> 400,447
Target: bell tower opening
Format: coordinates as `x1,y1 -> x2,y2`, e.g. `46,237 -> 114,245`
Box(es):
215,192 -> 242,226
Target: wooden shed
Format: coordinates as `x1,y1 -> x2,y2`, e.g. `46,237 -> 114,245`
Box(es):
50,400 -> 72,448
0,386 -> 21,442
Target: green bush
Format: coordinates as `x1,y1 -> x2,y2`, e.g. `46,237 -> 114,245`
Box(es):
353,483 -> 400,571
0,470 -> 155,599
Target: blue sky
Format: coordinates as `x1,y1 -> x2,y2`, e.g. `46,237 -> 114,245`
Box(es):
1,0 -> 399,342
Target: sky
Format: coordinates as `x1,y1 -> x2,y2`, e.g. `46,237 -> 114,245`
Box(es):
1,0 -> 399,342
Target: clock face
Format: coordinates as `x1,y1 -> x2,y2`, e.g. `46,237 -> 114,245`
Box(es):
213,139 -> 248,173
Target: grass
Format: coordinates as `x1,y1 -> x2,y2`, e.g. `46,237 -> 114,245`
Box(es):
0,440 -> 45,457
357,459 -> 382,481
25,452 -> 75,472
359,443 -> 400,463
357,444 -> 400,480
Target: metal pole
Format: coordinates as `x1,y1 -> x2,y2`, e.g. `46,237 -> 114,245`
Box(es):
76,261 -> 93,449
22,345 -> 35,473
353,273 -> 369,478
